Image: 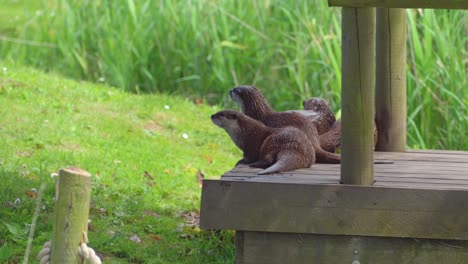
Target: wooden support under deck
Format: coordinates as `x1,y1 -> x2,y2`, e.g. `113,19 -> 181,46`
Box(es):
328,0 -> 468,9
375,8 -> 407,151
201,150 -> 468,263
341,7 -> 375,185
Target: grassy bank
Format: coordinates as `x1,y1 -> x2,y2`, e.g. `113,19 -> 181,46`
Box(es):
0,62 -> 237,263
1,0 -> 466,150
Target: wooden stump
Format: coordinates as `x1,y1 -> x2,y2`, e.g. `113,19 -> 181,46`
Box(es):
51,167 -> 91,264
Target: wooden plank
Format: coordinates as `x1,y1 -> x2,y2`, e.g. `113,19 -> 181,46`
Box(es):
226,163 -> 468,178
375,8 -> 407,151
224,173 -> 468,184
407,149 -> 468,155
224,173 -> 468,185
221,176 -> 468,190
236,231 -> 244,264
328,0 -> 468,9
341,7 -> 376,185
224,171 -> 468,183
200,180 -> 468,240
241,231 -> 468,264
227,163 -> 468,175
374,152 -> 468,162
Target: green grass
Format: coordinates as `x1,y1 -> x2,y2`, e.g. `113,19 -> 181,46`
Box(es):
0,62 -> 238,263
0,1 -> 466,262
0,0 -> 466,150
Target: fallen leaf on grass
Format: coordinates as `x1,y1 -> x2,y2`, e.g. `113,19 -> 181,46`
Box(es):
178,248 -> 194,256
25,189 -> 37,199
147,180 -> 154,187
180,211 -> 200,228
196,169 -> 204,188
16,150 -> 33,158
193,98 -> 204,105
143,171 -> 153,180
99,208 -> 109,216
148,234 -> 163,241
179,234 -> 193,240
3,201 -> 14,209
203,154 -> 213,164
130,235 -> 142,243
143,211 -> 160,218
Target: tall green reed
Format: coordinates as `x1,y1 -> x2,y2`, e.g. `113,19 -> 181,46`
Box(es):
0,0 -> 466,149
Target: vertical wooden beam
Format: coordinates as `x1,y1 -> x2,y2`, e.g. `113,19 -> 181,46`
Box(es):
51,167 -> 91,264
375,8 -> 407,151
236,231 -> 245,264
341,7 -> 375,185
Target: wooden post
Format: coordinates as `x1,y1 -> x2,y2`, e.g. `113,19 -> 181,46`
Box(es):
375,8 -> 407,151
341,7 -> 375,185
51,167 -> 91,264
328,0 -> 468,9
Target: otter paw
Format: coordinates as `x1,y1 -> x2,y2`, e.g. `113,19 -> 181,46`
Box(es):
248,161 -> 269,168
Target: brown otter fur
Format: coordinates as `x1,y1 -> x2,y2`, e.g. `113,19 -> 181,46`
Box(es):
302,97 -> 336,135
229,86 -> 340,164
211,110 -> 315,174
303,97 -> 378,152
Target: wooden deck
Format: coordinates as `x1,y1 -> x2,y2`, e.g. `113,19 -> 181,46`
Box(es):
221,150 -> 468,190
200,150 -> 468,263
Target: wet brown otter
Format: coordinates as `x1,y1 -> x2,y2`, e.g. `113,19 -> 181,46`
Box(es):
229,86 -> 340,164
303,97 -> 378,152
211,110 -> 315,174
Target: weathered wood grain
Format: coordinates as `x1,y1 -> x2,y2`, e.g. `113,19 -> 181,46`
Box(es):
341,7 -> 376,185
375,8 -> 407,151
236,231 -> 244,264
328,0 -> 468,9
200,180 -> 468,240
241,231 -> 468,264
374,152 -> 468,162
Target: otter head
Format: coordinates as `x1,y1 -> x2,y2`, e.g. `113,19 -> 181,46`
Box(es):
303,97 -> 336,130
211,110 -> 241,133
211,110 -> 262,151
229,85 -> 273,117
303,97 -> 330,114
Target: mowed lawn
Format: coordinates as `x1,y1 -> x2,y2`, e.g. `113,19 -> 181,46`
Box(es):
0,62 -> 238,263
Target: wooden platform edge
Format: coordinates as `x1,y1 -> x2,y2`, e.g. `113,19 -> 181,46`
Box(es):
239,231 -> 468,264
200,179 -> 468,240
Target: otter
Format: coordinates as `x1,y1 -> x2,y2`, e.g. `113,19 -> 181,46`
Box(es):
303,97 -> 336,135
229,86 -> 340,163
303,97 -> 378,152
211,110 -> 315,174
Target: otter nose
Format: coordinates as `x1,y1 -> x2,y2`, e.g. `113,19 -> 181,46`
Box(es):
229,88 -> 236,95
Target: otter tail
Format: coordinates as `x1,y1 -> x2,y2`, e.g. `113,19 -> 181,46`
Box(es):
257,154 -> 301,175
315,148 -> 341,164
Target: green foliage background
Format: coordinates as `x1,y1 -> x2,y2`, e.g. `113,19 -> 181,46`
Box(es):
1,0 -> 466,149
0,0 -> 466,262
